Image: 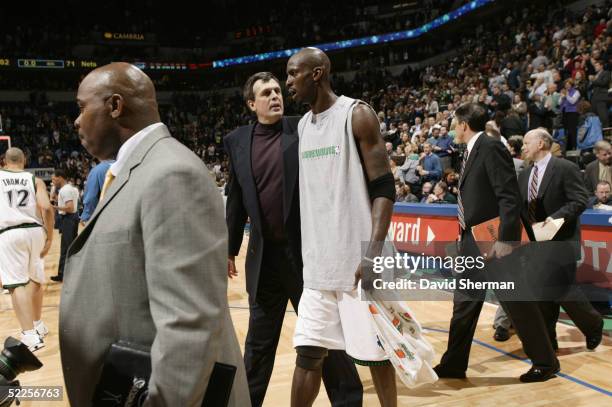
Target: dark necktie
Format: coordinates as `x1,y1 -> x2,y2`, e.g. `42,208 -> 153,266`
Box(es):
528,165 -> 539,224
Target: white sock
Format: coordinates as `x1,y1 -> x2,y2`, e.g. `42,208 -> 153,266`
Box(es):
34,320 -> 43,326
22,329 -> 37,336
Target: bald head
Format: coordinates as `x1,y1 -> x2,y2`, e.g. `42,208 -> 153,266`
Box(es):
79,62 -> 158,119
5,147 -> 25,168
290,48 -> 331,78
75,63 -> 161,160
286,48 -> 336,107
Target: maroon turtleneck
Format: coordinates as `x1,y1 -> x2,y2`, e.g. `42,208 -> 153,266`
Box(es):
251,121 -> 285,241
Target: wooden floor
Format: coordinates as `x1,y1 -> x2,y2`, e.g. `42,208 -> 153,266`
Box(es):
1,230 -> 611,406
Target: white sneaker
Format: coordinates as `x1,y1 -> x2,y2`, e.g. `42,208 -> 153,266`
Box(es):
21,332 -> 45,352
35,321 -> 49,338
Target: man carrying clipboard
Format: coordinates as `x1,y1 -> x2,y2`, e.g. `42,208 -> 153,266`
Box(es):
519,129 -> 603,352
433,104 -> 560,383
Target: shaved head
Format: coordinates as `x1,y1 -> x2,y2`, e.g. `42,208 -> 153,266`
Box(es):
286,47 -> 335,108
75,62 -> 161,160
5,147 -> 25,168
289,47 -> 332,79
78,62 -> 158,119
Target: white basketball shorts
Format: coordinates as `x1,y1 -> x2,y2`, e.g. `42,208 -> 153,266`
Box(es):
293,287 -> 388,363
0,227 -> 46,288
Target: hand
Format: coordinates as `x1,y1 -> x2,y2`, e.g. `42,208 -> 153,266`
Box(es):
427,194 -> 438,203
489,241 -> 513,259
40,238 -> 52,258
542,216 -> 554,227
353,258 -> 375,291
228,256 -> 238,279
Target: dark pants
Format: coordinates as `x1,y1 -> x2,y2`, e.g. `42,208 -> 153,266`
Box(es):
592,98 -> 609,128
439,233 -> 558,372
535,247 -> 603,343
57,213 -> 79,277
244,241 -> 362,407
563,111 -> 579,151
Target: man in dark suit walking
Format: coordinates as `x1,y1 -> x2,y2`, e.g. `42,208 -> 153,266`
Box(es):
519,128 -> 603,351
224,72 -> 362,407
434,103 -> 560,383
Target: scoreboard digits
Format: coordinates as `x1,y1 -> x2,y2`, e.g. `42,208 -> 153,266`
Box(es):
17,59 -> 65,68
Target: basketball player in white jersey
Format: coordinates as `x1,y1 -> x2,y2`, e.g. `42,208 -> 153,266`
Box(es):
0,148 -> 54,350
286,48 -> 398,406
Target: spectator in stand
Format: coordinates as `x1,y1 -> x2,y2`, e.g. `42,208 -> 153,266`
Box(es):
395,183 -> 419,203
577,100 -> 604,155
417,142 -> 442,183
425,181 -> 457,204
429,125 -> 453,170
419,181 -> 433,203
491,84 -> 512,112
560,78 -> 581,150
589,60 -> 610,128
500,109 -> 526,139
529,94 -> 550,131
507,136 -> 525,176
588,181 -> 612,209
584,140 -> 612,195
398,144 -> 421,194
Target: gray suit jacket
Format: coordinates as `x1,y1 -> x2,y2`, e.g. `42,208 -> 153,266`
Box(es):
59,125 -> 249,407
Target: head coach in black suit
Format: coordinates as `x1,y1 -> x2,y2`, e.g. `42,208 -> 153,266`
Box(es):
434,103 -> 560,383
224,72 -> 362,407
519,128 -> 603,351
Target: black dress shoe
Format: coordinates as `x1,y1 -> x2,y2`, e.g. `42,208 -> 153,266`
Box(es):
50,275 -> 63,282
494,326 -> 511,342
586,319 -> 604,350
519,365 -> 560,383
433,364 -> 466,379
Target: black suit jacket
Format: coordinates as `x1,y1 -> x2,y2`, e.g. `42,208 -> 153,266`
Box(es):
224,116 -> 302,299
584,159 -> 600,195
591,70 -> 610,102
459,133 -> 522,243
518,156 -> 588,245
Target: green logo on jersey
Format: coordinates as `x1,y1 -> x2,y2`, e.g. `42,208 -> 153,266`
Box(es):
301,145 -> 340,160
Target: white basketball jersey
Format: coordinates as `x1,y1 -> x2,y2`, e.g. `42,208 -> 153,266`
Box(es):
298,96 -> 373,291
0,169 -> 42,229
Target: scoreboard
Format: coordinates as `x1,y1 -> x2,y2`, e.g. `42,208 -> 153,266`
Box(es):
0,58 -> 210,71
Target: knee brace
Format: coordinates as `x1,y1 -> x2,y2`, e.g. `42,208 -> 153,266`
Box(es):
295,346 -> 328,370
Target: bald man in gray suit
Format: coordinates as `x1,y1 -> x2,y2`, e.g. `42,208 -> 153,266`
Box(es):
59,63 -> 249,406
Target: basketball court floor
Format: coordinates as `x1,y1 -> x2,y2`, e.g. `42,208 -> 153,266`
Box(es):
1,230 -> 610,406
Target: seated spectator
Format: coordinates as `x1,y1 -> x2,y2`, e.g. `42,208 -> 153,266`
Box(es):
425,181 -> 457,204
385,142 -> 394,157
584,140 -> 611,194
420,182 -> 433,203
588,181 -> 612,209
396,183 -> 419,203
417,142 -> 442,183
577,100 -> 603,154
443,171 -> 459,197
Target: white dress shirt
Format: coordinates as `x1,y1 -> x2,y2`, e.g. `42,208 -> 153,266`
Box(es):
109,122 -> 165,177
466,131 -> 483,157
528,152 -> 552,200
